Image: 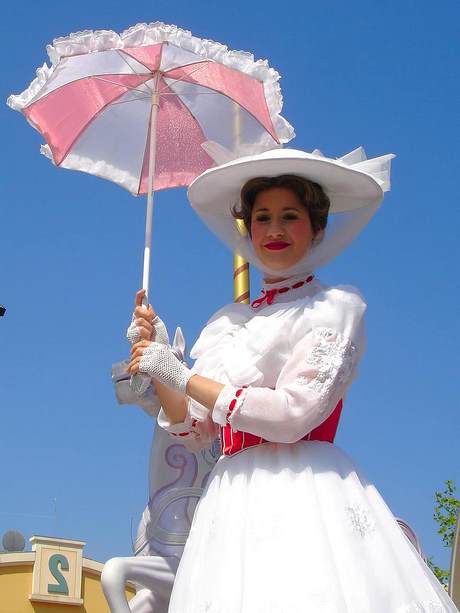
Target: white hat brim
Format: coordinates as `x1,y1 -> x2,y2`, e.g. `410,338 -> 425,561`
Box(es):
188,148 -> 384,220
187,147 -> 394,276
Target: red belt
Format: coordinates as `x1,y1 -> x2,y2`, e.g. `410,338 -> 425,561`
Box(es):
220,399 -> 343,456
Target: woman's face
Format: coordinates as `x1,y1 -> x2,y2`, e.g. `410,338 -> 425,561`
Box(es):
250,187 -> 315,272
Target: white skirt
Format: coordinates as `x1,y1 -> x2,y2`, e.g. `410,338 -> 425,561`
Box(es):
168,441 -> 458,613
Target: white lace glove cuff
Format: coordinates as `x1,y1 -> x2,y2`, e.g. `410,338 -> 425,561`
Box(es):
128,313 -> 170,396
130,321 -> 186,396
139,342 -> 194,394
126,313 -> 169,345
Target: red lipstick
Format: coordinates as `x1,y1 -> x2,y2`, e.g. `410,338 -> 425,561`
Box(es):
264,241 -> 290,250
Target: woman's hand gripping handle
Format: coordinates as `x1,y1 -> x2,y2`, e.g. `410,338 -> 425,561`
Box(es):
128,289 -> 167,395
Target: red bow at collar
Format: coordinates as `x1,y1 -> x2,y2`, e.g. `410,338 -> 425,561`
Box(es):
251,275 -> 314,309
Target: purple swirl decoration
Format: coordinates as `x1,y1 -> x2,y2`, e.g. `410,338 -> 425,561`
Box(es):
144,443 -> 199,557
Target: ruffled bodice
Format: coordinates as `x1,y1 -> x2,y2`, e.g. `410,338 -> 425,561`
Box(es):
189,275 -> 366,390
158,274 -> 367,453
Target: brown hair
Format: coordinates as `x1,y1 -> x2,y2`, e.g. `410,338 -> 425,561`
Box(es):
232,174 -> 330,237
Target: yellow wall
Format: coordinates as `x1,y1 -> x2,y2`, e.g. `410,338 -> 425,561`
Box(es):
0,563 -> 135,613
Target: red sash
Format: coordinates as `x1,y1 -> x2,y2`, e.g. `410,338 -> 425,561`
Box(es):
221,399 -> 343,456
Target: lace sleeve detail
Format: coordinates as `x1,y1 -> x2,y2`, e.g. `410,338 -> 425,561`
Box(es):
215,323 -> 362,444
297,327 -> 356,413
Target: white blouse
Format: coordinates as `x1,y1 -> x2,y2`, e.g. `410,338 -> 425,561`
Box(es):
158,274 -> 366,451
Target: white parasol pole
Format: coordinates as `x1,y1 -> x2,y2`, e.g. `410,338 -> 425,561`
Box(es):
130,72 -> 161,394
142,71 -> 161,305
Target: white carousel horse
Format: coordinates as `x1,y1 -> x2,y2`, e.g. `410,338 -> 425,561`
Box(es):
395,517 -> 425,559
102,330 -> 219,613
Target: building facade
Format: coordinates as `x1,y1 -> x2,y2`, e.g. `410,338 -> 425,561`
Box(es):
0,535 -> 135,612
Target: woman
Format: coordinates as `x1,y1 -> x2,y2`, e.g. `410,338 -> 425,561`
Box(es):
128,148 -> 458,613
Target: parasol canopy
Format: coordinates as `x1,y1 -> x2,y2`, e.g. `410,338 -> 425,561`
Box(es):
7,22 -> 294,195
7,22 -> 295,393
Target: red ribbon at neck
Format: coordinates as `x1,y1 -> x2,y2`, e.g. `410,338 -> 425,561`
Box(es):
251,288 -> 278,309
251,275 -> 314,309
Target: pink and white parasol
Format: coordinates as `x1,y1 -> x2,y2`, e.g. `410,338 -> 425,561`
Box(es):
8,21 -> 294,295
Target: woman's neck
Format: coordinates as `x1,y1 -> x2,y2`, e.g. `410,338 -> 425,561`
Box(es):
263,276 -> 288,285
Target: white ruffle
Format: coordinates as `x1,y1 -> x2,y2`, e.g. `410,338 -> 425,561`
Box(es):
189,281 -> 365,392
190,302 -> 265,388
7,63 -> 53,111
39,144 -> 140,193
7,21 -> 294,144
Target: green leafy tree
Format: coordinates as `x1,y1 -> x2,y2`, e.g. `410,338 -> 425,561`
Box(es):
427,480 -> 459,587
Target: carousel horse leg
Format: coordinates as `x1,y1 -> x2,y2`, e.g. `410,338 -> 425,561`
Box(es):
101,555 -> 179,613
125,587 -> 169,613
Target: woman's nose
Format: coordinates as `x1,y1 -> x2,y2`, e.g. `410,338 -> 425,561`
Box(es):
266,221 -> 285,238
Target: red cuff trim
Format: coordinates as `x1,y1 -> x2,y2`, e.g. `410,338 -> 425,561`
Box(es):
171,418 -> 198,437
226,386 -> 247,423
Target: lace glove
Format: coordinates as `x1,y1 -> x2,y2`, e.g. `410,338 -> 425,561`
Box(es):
126,313 -> 169,345
128,313 -> 170,396
138,342 -> 194,394
113,327 -> 188,414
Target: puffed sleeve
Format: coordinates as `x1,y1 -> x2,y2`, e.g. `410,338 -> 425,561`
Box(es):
211,287 -> 366,443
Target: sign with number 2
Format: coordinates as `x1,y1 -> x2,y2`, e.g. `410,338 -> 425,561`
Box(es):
29,536 -> 85,605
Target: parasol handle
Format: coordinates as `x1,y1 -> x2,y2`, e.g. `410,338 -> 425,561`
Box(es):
141,73 -> 161,302
131,75 -> 160,395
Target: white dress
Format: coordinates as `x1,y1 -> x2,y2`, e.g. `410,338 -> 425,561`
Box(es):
158,274 -> 458,613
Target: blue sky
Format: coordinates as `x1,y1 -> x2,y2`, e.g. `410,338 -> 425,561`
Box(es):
1,0 -> 459,574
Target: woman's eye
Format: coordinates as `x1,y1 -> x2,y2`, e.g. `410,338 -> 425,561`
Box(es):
254,215 -> 270,222
283,213 -> 300,220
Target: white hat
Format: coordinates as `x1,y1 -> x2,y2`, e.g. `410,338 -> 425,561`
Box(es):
188,147 -> 395,276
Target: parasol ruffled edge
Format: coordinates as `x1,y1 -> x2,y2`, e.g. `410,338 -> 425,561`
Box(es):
7,21 -> 295,145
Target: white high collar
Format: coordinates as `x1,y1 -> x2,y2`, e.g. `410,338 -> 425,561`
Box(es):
250,272 -> 317,310
262,272 -> 314,292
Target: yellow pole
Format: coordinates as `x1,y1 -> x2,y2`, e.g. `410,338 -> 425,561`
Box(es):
233,220 -> 250,304
232,103 -> 250,304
